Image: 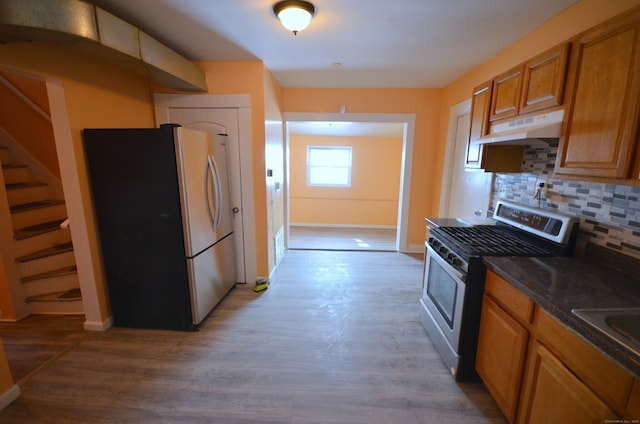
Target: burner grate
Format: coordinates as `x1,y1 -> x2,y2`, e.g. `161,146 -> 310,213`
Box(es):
438,226 -> 549,257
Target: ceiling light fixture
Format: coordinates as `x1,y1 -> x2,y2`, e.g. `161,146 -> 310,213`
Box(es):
273,0 -> 316,35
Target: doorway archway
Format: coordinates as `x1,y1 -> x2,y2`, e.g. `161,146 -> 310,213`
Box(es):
283,112 -> 415,252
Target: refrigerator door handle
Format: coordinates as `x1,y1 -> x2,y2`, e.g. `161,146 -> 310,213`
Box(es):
206,154 -> 222,229
205,156 -> 216,228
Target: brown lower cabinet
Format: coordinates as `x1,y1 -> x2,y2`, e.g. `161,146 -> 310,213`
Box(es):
519,343 -> 616,423
476,272 -> 532,422
477,270 -> 638,423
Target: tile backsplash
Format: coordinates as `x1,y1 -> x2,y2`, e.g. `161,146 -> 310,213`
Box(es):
490,139 -> 640,259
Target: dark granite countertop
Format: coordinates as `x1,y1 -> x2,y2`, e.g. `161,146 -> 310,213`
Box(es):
425,217 -> 465,228
483,249 -> 640,377
425,217 -> 496,228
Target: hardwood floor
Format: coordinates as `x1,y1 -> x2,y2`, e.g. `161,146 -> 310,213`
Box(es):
0,250 -> 505,423
0,315 -> 85,384
288,226 -> 397,251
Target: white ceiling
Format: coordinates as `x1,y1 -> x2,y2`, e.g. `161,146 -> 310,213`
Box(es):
88,0 -> 578,89
87,0 -> 577,136
288,121 -> 405,137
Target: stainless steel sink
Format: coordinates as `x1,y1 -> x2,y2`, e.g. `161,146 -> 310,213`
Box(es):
571,308 -> 640,357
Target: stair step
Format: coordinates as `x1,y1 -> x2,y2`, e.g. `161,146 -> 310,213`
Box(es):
10,199 -> 64,213
2,164 -> 29,184
18,249 -> 76,278
16,241 -> 73,262
15,227 -> 71,257
28,299 -> 84,315
14,219 -> 67,241
0,147 -> 8,165
26,288 -> 81,302
5,181 -> 49,206
26,287 -> 83,314
33,287 -> 80,301
22,270 -> 79,298
23,270 -> 78,297
10,200 -> 67,229
5,181 -> 46,190
21,264 -> 77,283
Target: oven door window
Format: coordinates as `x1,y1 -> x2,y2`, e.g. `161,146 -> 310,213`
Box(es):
426,258 -> 458,329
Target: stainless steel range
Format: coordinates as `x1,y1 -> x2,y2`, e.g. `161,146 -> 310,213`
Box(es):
419,201 -> 578,381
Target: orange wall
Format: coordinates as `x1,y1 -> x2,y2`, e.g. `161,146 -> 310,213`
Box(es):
436,0 -> 640,207
0,42 -> 157,321
180,61 -> 285,277
0,72 -> 59,179
1,71 -> 50,114
0,41 -> 153,397
263,67 -> 285,272
282,88 -> 441,248
289,134 -> 402,226
187,61 -> 273,277
0,0 -> 636,323
443,0 -> 640,108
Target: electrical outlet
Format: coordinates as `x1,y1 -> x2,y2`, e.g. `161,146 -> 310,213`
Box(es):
535,181 -> 550,200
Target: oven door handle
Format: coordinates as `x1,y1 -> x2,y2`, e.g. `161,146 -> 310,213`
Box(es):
426,243 -> 466,282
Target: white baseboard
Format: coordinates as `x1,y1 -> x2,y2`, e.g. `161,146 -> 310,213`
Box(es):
0,311 -> 37,323
0,385 -> 21,411
403,244 -> 425,254
83,316 -> 113,332
269,266 -> 279,286
290,223 -> 397,229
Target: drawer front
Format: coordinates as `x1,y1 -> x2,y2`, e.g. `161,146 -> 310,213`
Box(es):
485,270 -> 534,324
535,308 -> 634,411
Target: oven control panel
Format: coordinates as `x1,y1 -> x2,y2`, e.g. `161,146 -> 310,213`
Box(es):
493,201 -> 577,245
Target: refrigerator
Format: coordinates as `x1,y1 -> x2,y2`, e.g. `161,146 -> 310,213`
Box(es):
83,125 -> 237,331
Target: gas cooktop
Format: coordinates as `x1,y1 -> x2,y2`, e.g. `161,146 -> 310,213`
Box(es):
429,201 -> 579,261
435,225 -> 551,258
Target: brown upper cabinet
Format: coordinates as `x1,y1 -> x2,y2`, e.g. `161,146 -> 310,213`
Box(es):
466,80 -> 526,172
490,65 -> 524,121
490,44 -> 569,123
466,80 -> 493,169
465,43 -> 570,172
520,43 -> 570,115
555,8 -> 640,178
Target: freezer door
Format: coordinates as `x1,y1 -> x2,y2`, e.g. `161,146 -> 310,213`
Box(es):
187,234 -> 237,324
174,127 -> 217,257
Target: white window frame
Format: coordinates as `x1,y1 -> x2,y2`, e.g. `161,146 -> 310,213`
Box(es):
306,146 -> 352,187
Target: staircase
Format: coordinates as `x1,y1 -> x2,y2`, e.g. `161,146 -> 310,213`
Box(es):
1,145 -> 83,314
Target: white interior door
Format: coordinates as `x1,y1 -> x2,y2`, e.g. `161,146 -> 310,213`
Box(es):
154,95 -> 255,284
440,101 -> 493,218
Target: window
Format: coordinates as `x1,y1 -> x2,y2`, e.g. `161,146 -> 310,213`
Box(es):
306,146 -> 352,187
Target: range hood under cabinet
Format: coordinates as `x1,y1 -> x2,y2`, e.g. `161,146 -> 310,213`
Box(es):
478,109 -> 564,145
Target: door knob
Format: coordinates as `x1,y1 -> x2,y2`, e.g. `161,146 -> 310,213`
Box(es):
232,207 -> 240,214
